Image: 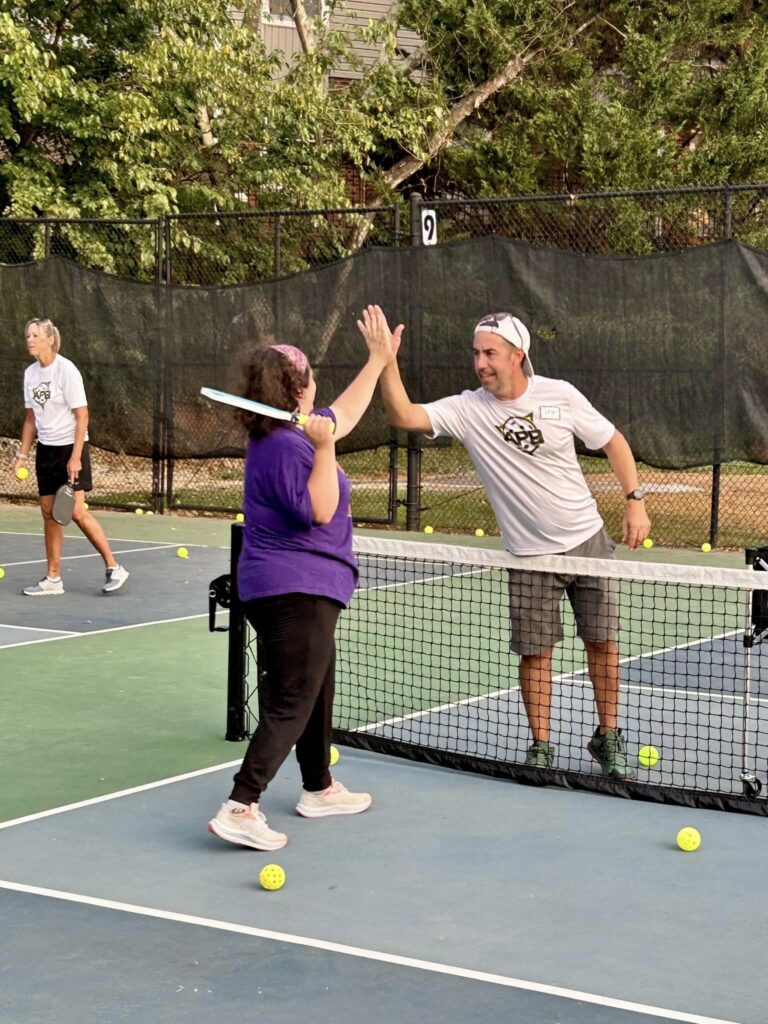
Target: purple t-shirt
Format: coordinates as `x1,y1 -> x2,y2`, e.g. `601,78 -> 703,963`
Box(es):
237,409 -> 358,606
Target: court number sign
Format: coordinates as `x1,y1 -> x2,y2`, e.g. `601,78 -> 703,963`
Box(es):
420,208 -> 438,246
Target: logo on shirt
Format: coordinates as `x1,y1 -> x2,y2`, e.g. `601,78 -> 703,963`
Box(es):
496,412 -> 544,455
32,382 -> 51,408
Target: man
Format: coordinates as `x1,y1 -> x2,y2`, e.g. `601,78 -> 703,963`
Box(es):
359,305 -> 651,780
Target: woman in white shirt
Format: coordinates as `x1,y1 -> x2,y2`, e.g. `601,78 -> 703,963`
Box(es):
13,318 -> 129,596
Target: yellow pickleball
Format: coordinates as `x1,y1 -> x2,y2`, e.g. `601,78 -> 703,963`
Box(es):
177,547 -> 189,559
424,525 -> 433,534
236,513 -> 245,522
135,508 -> 144,515
15,467 -> 29,480
677,827 -> 701,852
330,745 -> 340,766
475,528 -> 485,537
638,745 -> 659,768
259,864 -> 286,891
642,538 -> 654,549
146,510 -> 154,516
0,567 -> 5,580
701,543 -> 712,553
83,502 -> 89,510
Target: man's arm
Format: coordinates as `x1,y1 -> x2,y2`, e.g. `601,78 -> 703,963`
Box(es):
357,304 -> 432,432
602,430 -> 651,550
380,361 -> 432,432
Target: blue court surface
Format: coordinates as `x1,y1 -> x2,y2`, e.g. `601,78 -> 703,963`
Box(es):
0,530 -> 229,643
1,748 -> 766,1024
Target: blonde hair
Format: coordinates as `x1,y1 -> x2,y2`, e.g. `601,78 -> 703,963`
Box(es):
25,318 -> 61,354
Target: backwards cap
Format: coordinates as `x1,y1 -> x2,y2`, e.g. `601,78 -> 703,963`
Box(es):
474,313 -> 533,378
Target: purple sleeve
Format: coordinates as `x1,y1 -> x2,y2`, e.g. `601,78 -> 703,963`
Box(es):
246,407 -> 338,529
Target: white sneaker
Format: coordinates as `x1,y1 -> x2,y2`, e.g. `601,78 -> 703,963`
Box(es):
23,577 -> 64,596
208,803 -> 287,850
295,779 -> 372,818
103,565 -> 129,594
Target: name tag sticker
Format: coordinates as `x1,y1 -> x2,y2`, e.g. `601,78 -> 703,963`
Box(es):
540,405 -> 562,420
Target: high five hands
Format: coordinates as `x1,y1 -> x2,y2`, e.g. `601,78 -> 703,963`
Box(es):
356,305 -> 404,364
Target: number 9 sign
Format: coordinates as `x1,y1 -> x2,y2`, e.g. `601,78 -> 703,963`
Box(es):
420,208 -> 437,246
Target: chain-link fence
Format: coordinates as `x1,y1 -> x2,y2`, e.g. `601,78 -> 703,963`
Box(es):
2,188 -> 767,548
406,186 -> 768,549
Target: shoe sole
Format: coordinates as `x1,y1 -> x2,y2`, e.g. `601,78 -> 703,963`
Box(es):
23,591 -> 65,597
103,576 -> 129,594
207,820 -> 287,850
295,798 -> 372,819
587,742 -> 636,781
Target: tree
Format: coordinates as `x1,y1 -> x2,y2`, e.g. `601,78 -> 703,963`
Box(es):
3,1 -> 768,279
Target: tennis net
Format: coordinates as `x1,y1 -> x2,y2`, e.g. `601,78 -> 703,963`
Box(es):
219,527 -> 768,815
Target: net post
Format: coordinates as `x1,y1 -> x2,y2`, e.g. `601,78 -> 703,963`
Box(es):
226,521 -> 247,741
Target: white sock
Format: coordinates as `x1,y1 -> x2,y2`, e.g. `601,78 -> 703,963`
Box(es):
47,576 -> 61,582
226,799 -> 249,811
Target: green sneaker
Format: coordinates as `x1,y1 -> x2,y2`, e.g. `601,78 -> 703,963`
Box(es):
587,728 -> 636,781
524,740 -> 556,768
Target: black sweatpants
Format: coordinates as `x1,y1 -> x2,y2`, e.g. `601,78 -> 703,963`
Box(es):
230,592 -> 341,806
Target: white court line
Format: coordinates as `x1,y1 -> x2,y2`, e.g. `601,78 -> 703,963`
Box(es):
0,759 -> 243,831
0,611 -> 221,650
0,543 -> 183,568
0,623 -> 77,635
0,531 -> 225,548
0,880 -> 745,1024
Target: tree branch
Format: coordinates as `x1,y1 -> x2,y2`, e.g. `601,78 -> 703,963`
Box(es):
313,50 -> 535,360
381,50 -> 531,192
290,0 -> 316,54
197,106 -> 217,148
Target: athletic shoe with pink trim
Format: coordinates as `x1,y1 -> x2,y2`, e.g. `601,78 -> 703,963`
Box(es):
295,779 -> 372,818
208,803 -> 287,850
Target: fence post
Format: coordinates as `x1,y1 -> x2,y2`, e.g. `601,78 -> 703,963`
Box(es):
405,432 -> 423,531
274,213 -> 282,277
409,192 -> 422,246
150,219 -> 166,512
162,216 -> 174,512
43,221 -> 51,258
709,188 -> 733,546
404,193 -> 424,531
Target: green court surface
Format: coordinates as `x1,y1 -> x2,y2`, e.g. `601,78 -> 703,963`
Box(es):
1,505 -> 236,822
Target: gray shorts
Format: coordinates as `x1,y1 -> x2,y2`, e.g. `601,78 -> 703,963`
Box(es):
508,527 -> 620,656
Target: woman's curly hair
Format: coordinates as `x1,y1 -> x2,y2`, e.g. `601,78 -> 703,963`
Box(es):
241,346 -> 310,439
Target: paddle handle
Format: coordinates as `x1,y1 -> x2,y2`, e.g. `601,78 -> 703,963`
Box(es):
295,412 -> 335,434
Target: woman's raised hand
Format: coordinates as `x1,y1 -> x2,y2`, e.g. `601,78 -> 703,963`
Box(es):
357,304 -> 404,366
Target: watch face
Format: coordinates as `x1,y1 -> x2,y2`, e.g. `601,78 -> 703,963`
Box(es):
628,489 -> 645,500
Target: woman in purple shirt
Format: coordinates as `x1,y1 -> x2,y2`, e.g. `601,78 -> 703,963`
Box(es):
209,319 -> 400,851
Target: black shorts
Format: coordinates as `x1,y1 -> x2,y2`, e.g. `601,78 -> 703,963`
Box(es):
36,442 -> 93,497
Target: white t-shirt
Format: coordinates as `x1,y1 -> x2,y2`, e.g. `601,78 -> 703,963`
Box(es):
24,355 -> 88,446
422,376 -> 615,555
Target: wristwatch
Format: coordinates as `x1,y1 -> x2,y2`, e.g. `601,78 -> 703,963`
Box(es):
625,488 -> 646,501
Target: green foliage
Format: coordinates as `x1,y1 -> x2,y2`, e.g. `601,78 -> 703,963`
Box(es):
3,0 -> 768,276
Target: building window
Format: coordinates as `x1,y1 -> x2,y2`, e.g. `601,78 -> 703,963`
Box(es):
268,0 -> 322,17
